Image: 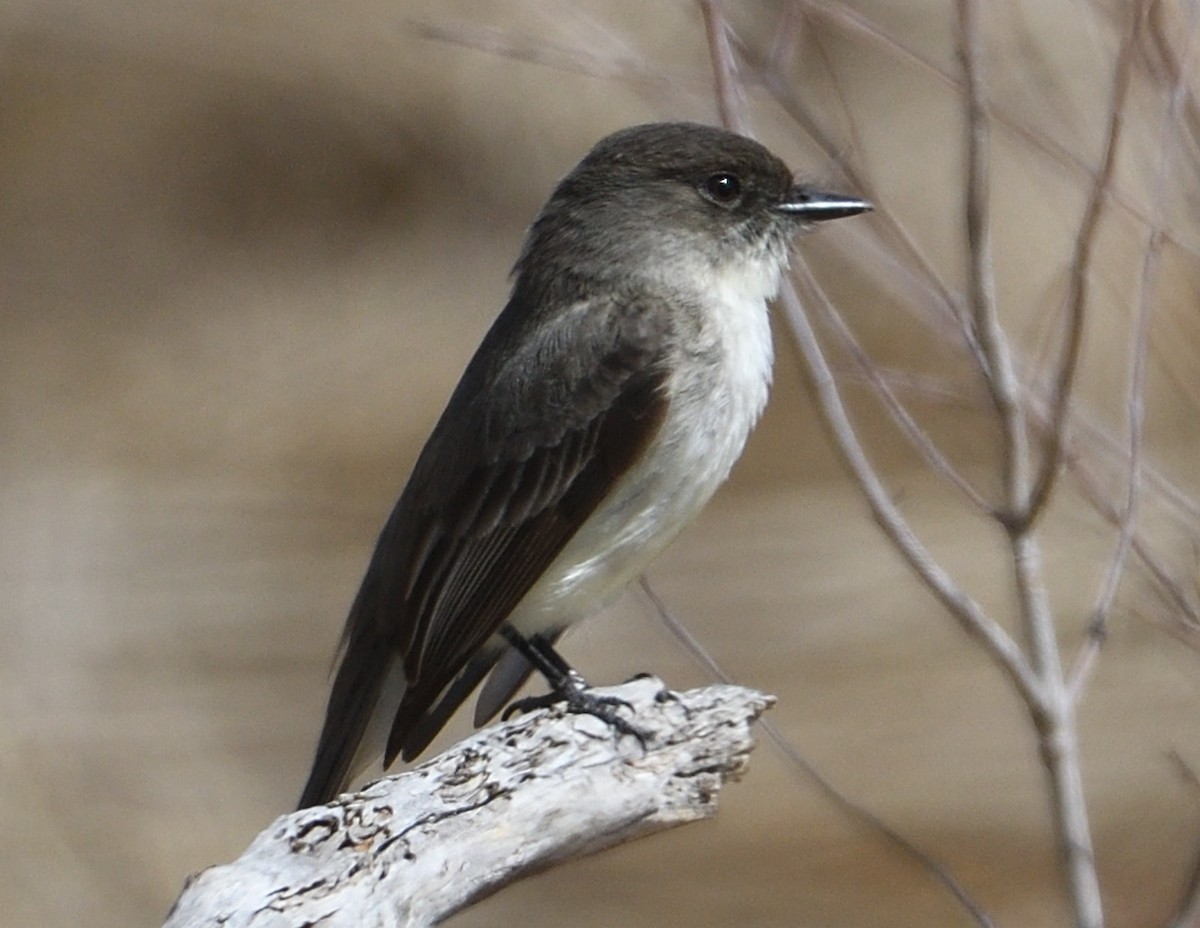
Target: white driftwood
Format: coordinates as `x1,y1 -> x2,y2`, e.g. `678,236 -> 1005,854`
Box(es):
164,678 -> 773,928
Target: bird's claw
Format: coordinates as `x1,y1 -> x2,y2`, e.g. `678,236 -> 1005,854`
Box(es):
503,678 -> 650,749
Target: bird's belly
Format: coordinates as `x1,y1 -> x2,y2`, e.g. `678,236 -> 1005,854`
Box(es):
507,294 -> 773,635
515,446 -> 720,626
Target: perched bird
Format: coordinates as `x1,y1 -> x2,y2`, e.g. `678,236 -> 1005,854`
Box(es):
298,122 -> 869,808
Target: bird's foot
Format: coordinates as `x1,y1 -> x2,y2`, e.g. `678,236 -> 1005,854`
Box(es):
502,672 -> 650,748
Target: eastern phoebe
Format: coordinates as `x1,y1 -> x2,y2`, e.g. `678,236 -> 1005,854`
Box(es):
298,122 -> 868,808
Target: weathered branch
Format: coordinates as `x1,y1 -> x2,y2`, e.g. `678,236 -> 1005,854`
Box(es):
163,679 -> 772,928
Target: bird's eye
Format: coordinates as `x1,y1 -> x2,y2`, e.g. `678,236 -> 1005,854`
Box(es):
702,172 -> 742,205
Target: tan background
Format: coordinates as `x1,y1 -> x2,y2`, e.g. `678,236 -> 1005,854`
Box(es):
3,2 -> 1199,926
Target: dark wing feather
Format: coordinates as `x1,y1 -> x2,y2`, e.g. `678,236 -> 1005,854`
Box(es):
297,568 -> 394,808
298,289 -> 670,806
390,628 -> 562,764
389,352 -> 667,763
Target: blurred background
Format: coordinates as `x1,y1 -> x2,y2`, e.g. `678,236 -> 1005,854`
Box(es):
3,2 -> 1199,926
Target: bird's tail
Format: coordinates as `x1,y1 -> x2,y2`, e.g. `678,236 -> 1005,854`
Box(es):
297,636 -> 395,809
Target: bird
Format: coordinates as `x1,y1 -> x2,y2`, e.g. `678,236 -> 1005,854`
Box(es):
298,121 -> 869,808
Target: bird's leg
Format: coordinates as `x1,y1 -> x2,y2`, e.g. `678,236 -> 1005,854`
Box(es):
498,627 -> 649,747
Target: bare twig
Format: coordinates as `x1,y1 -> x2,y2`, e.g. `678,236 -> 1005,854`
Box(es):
1145,0 -> 1200,178
781,271 -> 1041,705
955,3 -> 1104,925
1165,751 -> 1200,928
698,0 -> 749,134
1022,0 -> 1141,528
1070,0 -> 1195,700
784,0 -> 1200,265
1020,391 -> 1200,637
409,19 -> 700,94
953,0 -> 1053,679
638,578 -> 997,928
1064,405 -> 1200,528
746,51 -> 966,320
765,2 -> 806,74
956,0 -> 1032,527
794,260 -> 992,512
1062,439 -> 1200,631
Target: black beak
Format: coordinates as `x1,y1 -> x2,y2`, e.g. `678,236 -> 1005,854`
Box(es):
773,186 -> 872,222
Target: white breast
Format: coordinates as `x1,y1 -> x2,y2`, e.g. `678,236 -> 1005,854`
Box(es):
508,250 -> 781,634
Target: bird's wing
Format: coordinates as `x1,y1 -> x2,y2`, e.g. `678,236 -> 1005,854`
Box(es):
298,289 -> 671,806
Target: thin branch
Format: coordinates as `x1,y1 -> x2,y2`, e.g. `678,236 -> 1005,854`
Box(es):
1070,0 -> 1194,701
409,20 -> 700,93
752,60 -> 993,378
638,578 -> 997,928
956,4 -> 1103,926
745,47 -> 966,322
1007,532 -> 1105,928
1166,751 -> 1200,928
760,2 -> 1200,551
956,0 -> 1031,523
785,0 -> 1200,265
780,269 -> 1041,706
775,7 -> 870,175
954,0 -> 1053,683
839,367 -> 983,410
1065,404 -> 1200,528
765,1 -> 805,74
1022,0 -> 1141,527
789,0 -> 966,89
413,5 -> 1200,271
794,259 -> 992,512
1019,385 -> 1200,634
698,0 -> 750,134
1145,0 -> 1200,170
1062,438 -> 1200,630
